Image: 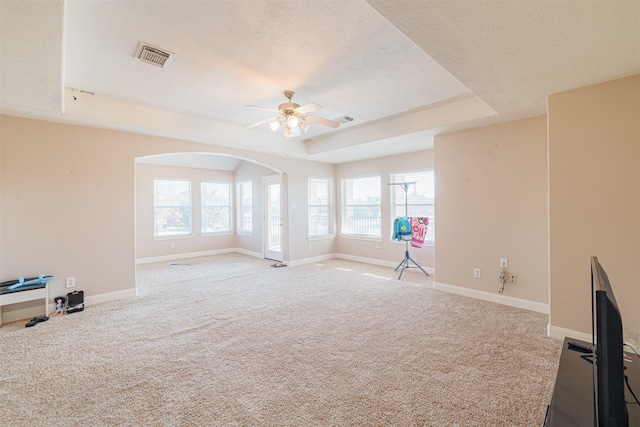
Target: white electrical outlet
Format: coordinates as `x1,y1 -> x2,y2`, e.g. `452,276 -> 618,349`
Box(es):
474,268 -> 481,278
509,274 -> 517,284
376,245 -> 381,252
66,277 -> 76,288
500,258 -> 508,268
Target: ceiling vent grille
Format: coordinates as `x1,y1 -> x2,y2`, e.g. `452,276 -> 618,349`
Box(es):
337,116 -> 355,124
135,42 -> 174,68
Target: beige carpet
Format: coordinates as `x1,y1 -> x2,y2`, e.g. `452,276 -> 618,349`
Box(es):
0,253 -> 561,426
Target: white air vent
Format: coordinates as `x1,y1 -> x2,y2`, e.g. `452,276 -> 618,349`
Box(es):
337,116 -> 355,124
135,42 -> 174,68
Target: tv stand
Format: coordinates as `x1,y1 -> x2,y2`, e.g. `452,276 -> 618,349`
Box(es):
544,337 -> 639,426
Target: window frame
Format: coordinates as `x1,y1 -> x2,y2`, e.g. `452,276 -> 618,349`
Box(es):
389,168 -> 435,243
307,176 -> 333,239
200,180 -> 233,235
341,174 -> 382,239
153,178 -> 192,238
236,180 -> 253,235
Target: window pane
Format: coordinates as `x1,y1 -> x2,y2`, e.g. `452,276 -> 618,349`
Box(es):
308,177 -> 332,237
154,179 -> 191,237
309,206 -> 329,236
390,170 -> 434,241
201,182 -> 231,233
201,206 -> 230,233
237,181 -> 253,233
342,175 -> 381,237
155,179 -> 190,206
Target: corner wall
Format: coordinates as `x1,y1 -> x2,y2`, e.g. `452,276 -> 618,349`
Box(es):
234,160 -> 274,256
434,116 -> 549,311
335,150 -> 435,270
0,115 -> 335,322
548,74 -> 640,342
135,163 -> 236,260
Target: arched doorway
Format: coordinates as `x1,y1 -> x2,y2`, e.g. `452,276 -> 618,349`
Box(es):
134,152 -> 286,266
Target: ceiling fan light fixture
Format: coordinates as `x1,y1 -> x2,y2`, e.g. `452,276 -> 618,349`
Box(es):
287,115 -> 299,128
246,91 -> 340,137
269,120 -> 281,132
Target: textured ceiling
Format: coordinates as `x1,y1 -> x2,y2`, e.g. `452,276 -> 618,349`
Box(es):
1,0 -> 639,165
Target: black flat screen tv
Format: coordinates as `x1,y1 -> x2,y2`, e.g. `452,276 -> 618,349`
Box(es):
591,256 -> 628,427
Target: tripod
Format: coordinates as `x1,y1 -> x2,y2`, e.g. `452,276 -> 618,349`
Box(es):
388,182 -> 429,280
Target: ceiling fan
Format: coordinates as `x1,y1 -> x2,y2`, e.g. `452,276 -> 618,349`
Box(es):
245,91 -> 340,137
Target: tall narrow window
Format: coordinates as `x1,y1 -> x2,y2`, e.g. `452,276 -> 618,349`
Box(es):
341,174 -> 381,238
201,181 -> 232,233
308,177 -> 332,237
154,179 -> 191,237
390,169 -> 435,241
237,180 -> 253,233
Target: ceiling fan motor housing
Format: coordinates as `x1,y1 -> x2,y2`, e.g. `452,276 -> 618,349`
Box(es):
278,102 -> 300,115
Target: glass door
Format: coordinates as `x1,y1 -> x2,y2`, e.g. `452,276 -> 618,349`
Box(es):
263,175 -> 282,262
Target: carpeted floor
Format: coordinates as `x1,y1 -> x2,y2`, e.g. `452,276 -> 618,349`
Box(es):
0,253 -> 561,426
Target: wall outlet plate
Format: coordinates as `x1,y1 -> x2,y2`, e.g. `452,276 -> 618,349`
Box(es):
474,268 -> 481,278
65,277 -> 76,288
500,258 -> 508,268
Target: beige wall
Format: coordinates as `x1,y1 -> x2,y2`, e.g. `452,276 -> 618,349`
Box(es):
286,168 -> 338,262
434,116 -> 549,306
0,124 -> 3,281
234,160 -> 274,255
12,73 -> 637,336
0,115 -> 334,320
548,74 -> 640,341
336,150 -> 435,270
1,116 -> 138,316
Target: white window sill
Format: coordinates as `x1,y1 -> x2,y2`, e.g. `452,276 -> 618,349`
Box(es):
339,234 -> 382,242
200,231 -> 234,237
154,234 -> 193,240
307,234 -> 335,241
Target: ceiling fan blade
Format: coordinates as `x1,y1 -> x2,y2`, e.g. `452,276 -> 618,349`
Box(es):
296,102 -> 322,114
246,116 -> 280,129
244,104 -> 281,114
302,115 -> 340,129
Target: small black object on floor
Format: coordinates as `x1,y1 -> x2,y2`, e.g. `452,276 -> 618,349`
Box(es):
66,290 -> 84,314
25,316 -> 48,328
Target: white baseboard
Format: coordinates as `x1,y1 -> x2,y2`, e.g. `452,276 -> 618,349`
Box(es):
137,248 -> 267,265
1,288 -> 138,325
136,248 -> 236,264
232,248 -> 263,259
0,305 -> 47,325
434,281 -> 549,314
333,253 -> 436,275
287,254 -> 335,267
84,288 -> 138,306
136,249 -> 437,275
548,324 -> 591,342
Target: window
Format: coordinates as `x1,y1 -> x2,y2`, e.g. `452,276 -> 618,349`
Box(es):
390,169 -> 434,241
154,179 -> 191,237
237,181 -> 253,233
342,174 -> 381,238
308,177 -> 332,237
201,181 -> 232,233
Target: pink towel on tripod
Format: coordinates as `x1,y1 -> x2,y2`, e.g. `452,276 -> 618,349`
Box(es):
411,217 -> 429,248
